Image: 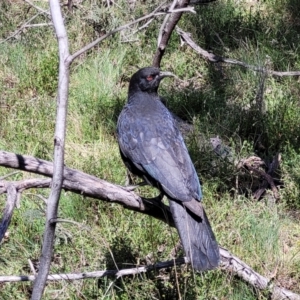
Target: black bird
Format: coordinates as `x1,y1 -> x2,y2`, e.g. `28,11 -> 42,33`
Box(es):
117,67 -> 219,271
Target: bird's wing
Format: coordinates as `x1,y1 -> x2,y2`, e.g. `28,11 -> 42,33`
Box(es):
117,103 -> 202,202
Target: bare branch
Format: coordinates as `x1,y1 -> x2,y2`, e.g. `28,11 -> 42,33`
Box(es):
0,152 -> 299,298
23,23 -> 53,28
157,0 -> 178,47
23,0 -> 50,16
220,248 -> 300,300
30,0 -> 71,298
153,0 -> 192,68
0,150 -> 173,225
68,3 -> 195,64
0,178 -> 51,195
0,13 -> 42,44
0,171 -> 20,180
169,7 -> 195,13
68,3 -> 164,63
154,1 -> 195,68
0,244 -> 299,300
177,27 -> 300,77
0,258 -> 187,282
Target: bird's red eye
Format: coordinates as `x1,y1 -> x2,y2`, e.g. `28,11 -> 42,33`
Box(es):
146,75 -> 154,81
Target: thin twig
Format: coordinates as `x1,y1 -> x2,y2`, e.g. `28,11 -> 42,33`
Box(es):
125,18 -> 156,39
23,23 -> 53,28
0,13 -> 41,44
176,27 -> 300,77
0,258 -> 187,283
23,0 -> 50,16
0,171 -> 20,180
28,259 -> 37,276
68,4 -> 193,63
50,218 -> 90,230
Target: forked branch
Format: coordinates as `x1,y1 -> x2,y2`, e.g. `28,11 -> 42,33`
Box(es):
153,0 -> 192,68
0,151 -> 299,299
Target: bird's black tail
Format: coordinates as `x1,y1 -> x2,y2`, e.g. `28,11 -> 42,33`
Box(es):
169,199 -> 219,271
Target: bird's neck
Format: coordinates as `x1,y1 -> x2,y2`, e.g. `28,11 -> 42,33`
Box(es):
128,90 -> 160,104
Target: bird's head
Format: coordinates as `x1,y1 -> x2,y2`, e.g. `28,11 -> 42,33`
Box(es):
128,67 -> 174,94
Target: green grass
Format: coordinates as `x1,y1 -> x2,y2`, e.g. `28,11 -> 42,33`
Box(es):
1,0 -> 300,299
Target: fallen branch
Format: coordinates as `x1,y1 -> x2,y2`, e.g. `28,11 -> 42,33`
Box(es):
0,258 -> 187,282
220,247 -> 300,300
0,151 -> 298,298
176,27 -> 300,77
0,243 -> 298,300
0,150 -> 173,225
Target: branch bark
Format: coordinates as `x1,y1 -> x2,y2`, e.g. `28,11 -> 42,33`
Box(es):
153,0 -> 191,68
0,150 -> 173,225
30,0 -> 70,298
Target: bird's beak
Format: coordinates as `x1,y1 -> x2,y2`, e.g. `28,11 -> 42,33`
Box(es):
159,71 -> 175,79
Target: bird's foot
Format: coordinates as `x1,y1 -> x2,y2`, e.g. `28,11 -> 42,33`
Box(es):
122,181 -> 147,191
142,193 -> 165,207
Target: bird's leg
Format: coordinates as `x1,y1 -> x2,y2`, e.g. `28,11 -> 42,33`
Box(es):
125,169 -> 134,186
142,192 -> 165,207
123,170 -> 147,191
123,181 -> 147,191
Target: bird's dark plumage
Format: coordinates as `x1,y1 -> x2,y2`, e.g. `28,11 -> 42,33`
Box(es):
117,67 -> 219,271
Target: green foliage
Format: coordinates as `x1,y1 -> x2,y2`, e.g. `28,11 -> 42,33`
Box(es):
69,49 -> 126,136
1,0 -> 300,298
33,48 -> 58,95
